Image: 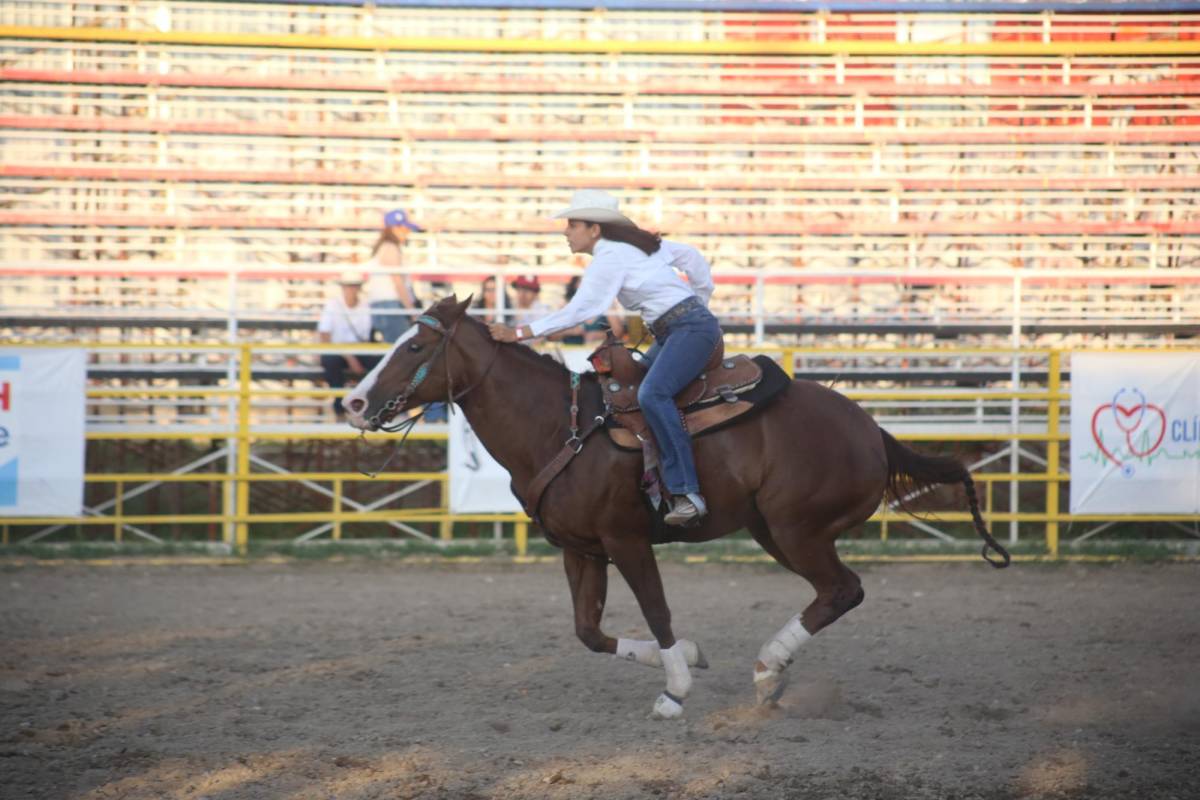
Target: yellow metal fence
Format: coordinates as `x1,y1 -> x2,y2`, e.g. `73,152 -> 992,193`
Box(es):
3,343 -> 1198,557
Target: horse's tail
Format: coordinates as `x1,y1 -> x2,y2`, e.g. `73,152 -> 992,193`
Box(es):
880,429 -> 1011,569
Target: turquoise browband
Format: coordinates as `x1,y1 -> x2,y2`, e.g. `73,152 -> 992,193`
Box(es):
405,314 -> 450,394
416,315 -> 447,334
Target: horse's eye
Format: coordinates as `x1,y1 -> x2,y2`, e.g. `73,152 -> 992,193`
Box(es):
407,342 -> 422,353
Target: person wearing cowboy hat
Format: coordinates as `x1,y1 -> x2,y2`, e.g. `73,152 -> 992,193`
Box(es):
486,189 -> 718,526
318,269 -> 383,421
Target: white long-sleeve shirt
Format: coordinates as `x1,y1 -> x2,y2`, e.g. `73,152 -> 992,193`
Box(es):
528,238 -> 713,338
659,239 -> 715,307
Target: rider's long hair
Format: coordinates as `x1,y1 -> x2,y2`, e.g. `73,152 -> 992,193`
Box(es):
597,222 -> 662,256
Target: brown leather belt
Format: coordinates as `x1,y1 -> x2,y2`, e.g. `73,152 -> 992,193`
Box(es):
649,295 -> 704,340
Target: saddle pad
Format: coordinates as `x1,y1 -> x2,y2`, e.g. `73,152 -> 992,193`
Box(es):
604,352 -> 761,414
605,355 -> 792,451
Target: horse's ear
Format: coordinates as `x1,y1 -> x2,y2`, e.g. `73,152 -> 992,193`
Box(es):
454,294 -> 474,319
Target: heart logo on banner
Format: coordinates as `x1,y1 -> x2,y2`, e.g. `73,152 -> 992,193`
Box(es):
1090,388 -> 1167,476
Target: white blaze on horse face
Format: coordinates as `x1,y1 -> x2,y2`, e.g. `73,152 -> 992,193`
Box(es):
344,324 -> 420,428
755,614 -> 812,676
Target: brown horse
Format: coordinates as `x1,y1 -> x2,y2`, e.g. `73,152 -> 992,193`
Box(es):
344,296 -> 1009,720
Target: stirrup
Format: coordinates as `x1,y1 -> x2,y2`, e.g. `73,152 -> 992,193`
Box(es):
664,493 -> 708,526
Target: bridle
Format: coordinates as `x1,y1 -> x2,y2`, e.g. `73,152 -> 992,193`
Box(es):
358,312 -> 499,475
366,313 -> 457,432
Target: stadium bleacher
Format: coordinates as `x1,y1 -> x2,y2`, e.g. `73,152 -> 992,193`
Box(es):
2,1 -> 1198,375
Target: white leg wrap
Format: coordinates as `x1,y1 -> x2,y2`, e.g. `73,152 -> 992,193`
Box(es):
756,614 -> 812,674
679,639 -> 704,668
661,641 -> 693,700
617,638 -> 705,669
616,638 -> 662,667
651,693 -> 684,720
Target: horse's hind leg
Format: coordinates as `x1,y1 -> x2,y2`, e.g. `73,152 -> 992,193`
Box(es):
750,528 -> 864,706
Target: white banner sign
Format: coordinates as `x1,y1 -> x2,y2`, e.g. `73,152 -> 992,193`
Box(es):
448,410 -> 523,514
1070,353 -> 1200,514
448,349 -> 595,514
0,350 -> 86,516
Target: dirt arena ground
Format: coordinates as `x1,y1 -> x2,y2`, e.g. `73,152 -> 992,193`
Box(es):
2,559 -> 1198,800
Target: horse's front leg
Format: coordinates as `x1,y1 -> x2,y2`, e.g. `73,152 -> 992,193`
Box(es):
603,534 -> 695,720
564,549 -> 709,669
563,548 -> 617,656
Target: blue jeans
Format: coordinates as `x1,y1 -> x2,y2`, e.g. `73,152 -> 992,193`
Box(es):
637,303 -> 721,495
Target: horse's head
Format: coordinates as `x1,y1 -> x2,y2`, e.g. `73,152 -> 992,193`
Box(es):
344,294 -> 473,431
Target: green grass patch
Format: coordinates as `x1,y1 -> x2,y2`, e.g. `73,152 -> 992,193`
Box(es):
3,535 -> 1197,564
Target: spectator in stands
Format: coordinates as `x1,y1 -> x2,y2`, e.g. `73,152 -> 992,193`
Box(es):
474,275 -> 511,323
318,270 -> 382,422
510,275 -> 553,334
486,189 -> 717,526
365,208 -> 448,422
368,208 -> 423,344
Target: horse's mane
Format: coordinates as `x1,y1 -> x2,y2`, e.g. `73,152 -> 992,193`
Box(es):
458,312 -> 599,384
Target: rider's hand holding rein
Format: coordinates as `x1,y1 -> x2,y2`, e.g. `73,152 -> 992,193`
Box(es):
487,322 -> 527,343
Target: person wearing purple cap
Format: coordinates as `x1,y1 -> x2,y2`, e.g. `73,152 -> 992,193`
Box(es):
382,208 -> 423,233
368,207 -> 447,422
369,207 -> 424,344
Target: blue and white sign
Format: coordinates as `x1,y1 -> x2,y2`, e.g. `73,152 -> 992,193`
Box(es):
0,350 -> 86,516
1070,353 -> 1200,514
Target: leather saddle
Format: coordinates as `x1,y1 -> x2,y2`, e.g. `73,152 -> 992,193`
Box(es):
588,335 -> 764,449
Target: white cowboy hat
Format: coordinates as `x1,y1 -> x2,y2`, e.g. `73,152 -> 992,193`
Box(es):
337,269 -> 366,285
551,189 -> 636,227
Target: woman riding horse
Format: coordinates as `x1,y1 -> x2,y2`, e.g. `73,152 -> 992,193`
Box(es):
486,189 -> 718,526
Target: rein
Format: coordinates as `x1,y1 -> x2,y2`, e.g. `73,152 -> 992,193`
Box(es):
521,370 -> 606,525
359,314 -> 500,477
366,314 -> 454,432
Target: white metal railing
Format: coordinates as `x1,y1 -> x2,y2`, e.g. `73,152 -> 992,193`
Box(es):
4,136 -> 1198,185
5,178 -> 1197,228
5,1 -> 1200,42
7,81 -> 1200,132
4,40 -> 1200,89
2,227 -> 1197,271
2,265 -> 1197,338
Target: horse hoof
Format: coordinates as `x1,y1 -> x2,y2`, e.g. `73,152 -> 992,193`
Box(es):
681,639 -> 709,670
754,669 -> 788,706
650,693 -> 684,720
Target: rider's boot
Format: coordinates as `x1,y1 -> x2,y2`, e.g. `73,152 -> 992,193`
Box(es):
664,492 -> 708,527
